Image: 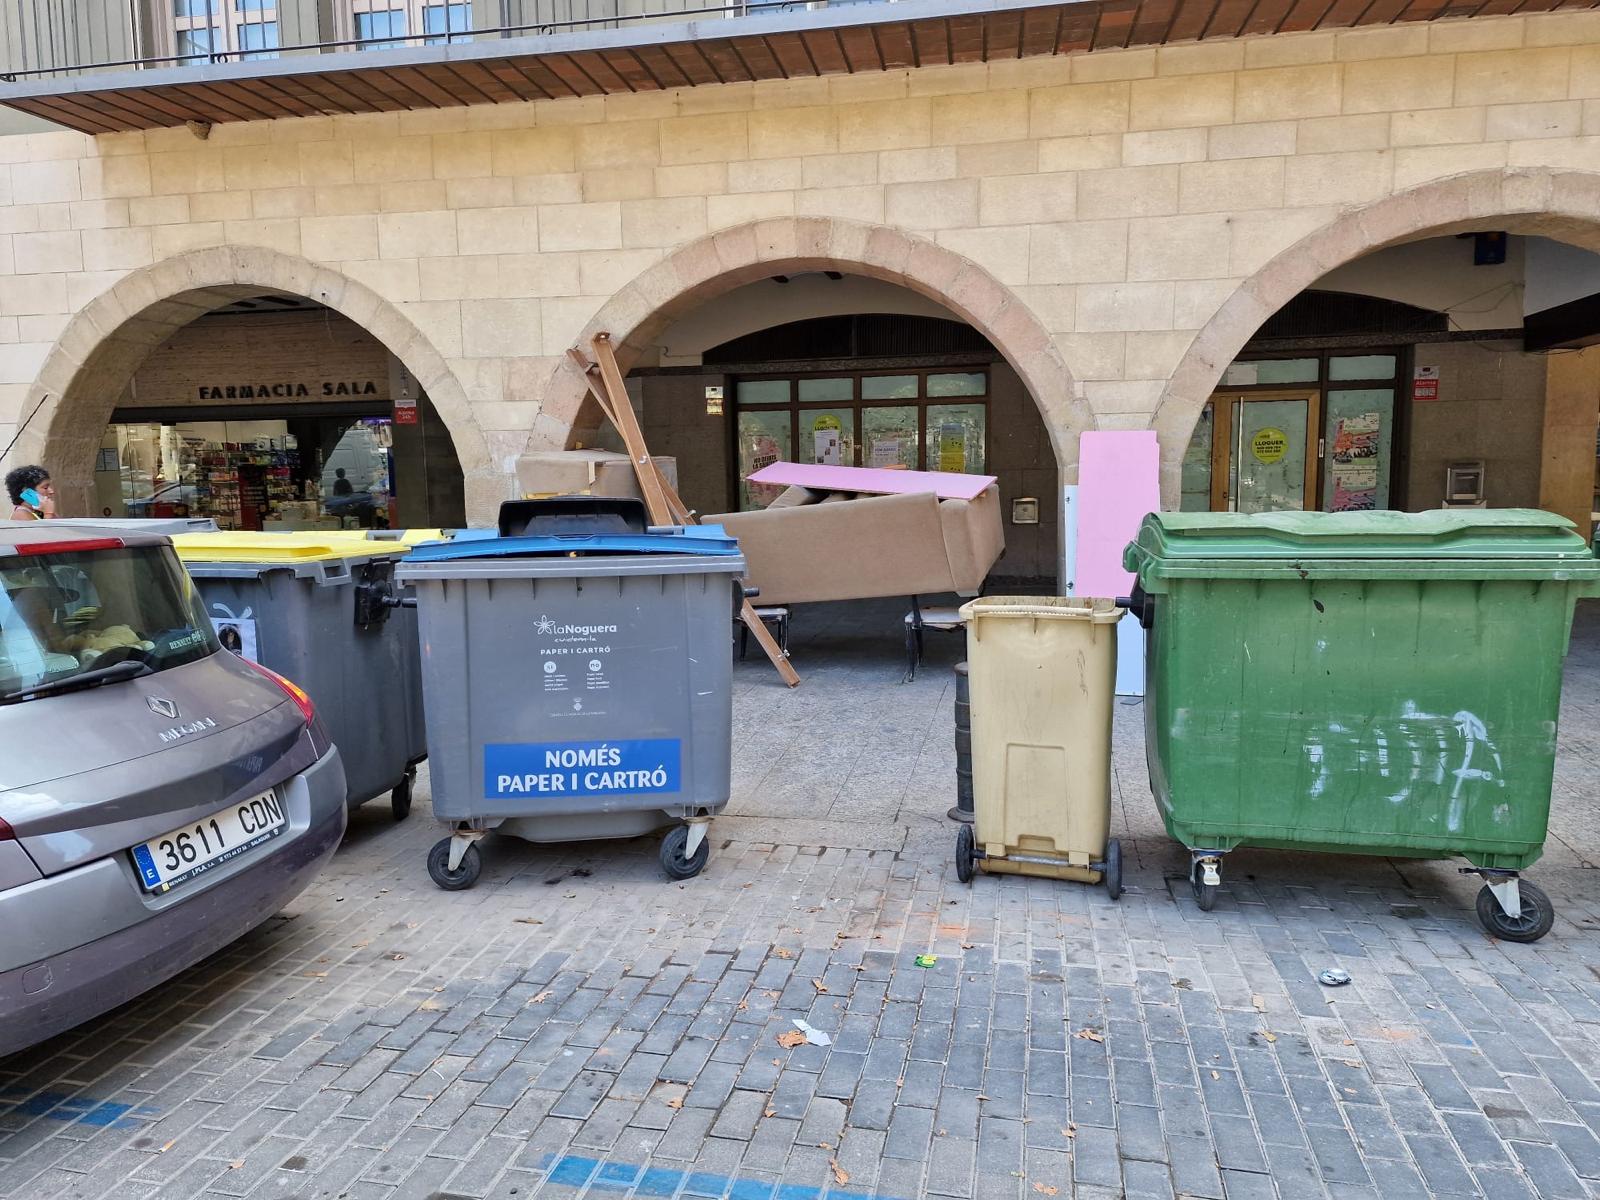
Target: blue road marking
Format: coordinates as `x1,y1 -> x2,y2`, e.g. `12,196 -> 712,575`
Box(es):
534,1154 -> 903,1200
0,1088 -> 159,1130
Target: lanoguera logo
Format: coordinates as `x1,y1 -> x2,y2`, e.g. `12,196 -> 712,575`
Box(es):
534,614 -> 616,637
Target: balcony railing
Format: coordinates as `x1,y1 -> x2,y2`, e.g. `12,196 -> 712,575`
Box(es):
0,0 -> 893,83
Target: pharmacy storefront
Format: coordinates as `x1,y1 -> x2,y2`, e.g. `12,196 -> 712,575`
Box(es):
89,306 -> 463,532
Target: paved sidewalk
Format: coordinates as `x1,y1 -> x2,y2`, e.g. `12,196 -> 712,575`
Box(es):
5,601 -> 1600,1200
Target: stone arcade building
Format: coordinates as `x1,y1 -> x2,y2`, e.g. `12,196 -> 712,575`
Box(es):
2,0 -> 1600,569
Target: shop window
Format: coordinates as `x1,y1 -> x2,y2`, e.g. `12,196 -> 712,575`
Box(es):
98,416 -> 399,531
797,377 -> 852,403
927,372 -> 986,398
349,1 -> 471,49
861,374 -> 918,401
1221,358 -> 1319,386
733,370 -> 988,509
1328,354 -> 1398,381
171,0 -> 277,63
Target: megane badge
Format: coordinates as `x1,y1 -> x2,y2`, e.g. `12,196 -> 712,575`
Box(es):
147,696 -> 179,719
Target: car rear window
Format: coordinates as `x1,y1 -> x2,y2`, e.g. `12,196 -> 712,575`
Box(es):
0,543 -> 220,702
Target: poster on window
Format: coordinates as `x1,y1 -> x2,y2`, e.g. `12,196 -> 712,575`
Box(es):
1329,410 -> 1383,512
938,424 -> 967,473
870,438 -> 902,468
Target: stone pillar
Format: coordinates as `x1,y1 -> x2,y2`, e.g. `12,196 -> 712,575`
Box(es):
1539,346 -> 1600,539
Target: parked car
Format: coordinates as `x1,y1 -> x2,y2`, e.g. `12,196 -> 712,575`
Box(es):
0,524 -> 347,1056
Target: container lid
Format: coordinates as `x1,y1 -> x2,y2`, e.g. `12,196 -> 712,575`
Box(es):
959,596 -> 1123,624
402,524 -> 741,563
171,531 -> 394,565
1125,509 -> 1600,582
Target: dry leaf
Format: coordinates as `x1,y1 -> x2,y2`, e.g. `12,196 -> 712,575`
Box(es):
530,990 -> 552,1004
960,943 -> 975,950
764,990 -> 781,999
665,1096 -> 684,1110
1344,1060 -> 1361,1069
1034,1185 -> 1059,1196
228,1161 -> 244,1170
1062,1124 -> 1076,1139
811,979 -> 828,994
765,1108 -> 777,1119
737,1000 -> 748,1012
418,1000 -> 441,1011
1262,1031 -> 1277,1043
774,948 -> 794,960
1210,1070 -> 1220,1080
1073,1029 -> 1104,1042
301,970 -> 327,978
830,1161 -> 849,1186
514,917 -> 543,925
158,1140 -> 175,1153
777,1030 -> 807,1048
977,1094 -> 990,1101
817,1142 -> 832,1151
1251,994 -> 1266,1012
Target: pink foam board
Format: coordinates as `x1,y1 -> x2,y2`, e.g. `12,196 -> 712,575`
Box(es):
746,461 -> 997,501
1075,431 -> 1160,598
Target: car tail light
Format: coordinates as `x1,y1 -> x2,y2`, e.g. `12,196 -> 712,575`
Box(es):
242,657 -> 316,725
13,537 -> 123,556
0,815 -> 13,841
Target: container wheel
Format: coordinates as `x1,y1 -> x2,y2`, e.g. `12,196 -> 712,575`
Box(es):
660,825 -> 709,881
391,769 -> 415,821
956,823 -> 976,884
1191,869 -> 1218,912
1104,838 -> 1122,901
1476,880 -> 1554,943
427,837 -> 481,891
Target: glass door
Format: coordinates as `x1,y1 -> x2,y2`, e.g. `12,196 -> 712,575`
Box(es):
1186,390 -> 1320,513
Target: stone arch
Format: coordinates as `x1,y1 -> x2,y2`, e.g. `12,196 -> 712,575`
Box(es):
16,244 -> 495,516
533,216 -> 1089,482
1154,167 -> 1600,505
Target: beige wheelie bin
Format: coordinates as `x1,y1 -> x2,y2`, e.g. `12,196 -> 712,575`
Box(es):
953,596 -> 1124,898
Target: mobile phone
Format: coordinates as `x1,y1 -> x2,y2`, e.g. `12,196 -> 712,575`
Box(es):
19,487 -> 41,507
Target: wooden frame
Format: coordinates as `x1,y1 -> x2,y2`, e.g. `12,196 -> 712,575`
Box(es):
1203,388 -> 1322,513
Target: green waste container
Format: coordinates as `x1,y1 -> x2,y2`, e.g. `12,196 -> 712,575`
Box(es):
1122,508 -> 1600,942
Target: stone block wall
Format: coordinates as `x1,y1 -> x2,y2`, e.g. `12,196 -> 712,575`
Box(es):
1,11 -> 1599,560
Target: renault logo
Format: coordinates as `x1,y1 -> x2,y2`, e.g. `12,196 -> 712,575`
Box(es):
147,696 -> 179,719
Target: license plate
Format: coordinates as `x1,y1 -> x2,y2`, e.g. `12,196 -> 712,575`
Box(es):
130,789 -> 287,892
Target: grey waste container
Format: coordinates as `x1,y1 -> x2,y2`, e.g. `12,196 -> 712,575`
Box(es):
171,532 -> 427,820
396,501 -> 745,888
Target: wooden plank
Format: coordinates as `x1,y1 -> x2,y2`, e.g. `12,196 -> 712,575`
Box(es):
728,35 -> 786,78
1315,0 -> 1380,25
15,94 -> 122,133
584,337 -> 800,689
697,41 -> 753,82
658,42 -> 723,87
542,53 -> 607,96
1019,6 -> 1065,55
796,30 -> 849,76
505,54 -> 582,98
1092,0 -> 1141,47
873,22 -> 919,68
444,59 -> 522,104
1057,10 -> 1101,51
765,31 -> 821,78
832,25 -> 883,72
1276,0 -> 1341,32
1166,0 -> 1223,40
1241,0 -> 1295,35
481,57 -> 557,102
1129,0 -> 1181,44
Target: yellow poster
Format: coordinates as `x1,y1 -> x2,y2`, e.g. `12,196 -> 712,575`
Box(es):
1251,427 -> 1288,465
938,424 -> 966,472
